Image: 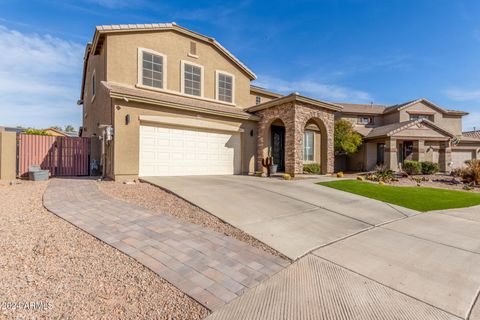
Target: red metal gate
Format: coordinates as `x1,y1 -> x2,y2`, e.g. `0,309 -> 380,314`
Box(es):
18,134 -> 90,177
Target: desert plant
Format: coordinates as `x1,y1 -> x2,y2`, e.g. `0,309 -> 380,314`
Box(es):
282,173 -> 292,180
403,160 -> 422,175
303,163 -> 321,174
461,160 -> 480,185
420,161 -> 440,175
357,176 -> 365,181
374,165 -> 395,182
337,171 -> 344,178
262,157 -> 273,177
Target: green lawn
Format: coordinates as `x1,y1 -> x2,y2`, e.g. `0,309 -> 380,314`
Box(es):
317,180 -> 480,212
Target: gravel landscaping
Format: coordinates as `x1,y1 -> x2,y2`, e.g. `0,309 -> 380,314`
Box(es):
0,180 -> 209,319
97,180 -> 288,260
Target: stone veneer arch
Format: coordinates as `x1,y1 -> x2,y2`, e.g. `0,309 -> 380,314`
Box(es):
255,101 -> 335,175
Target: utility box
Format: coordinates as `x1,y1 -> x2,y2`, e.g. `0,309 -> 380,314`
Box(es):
28,165 -> 49,181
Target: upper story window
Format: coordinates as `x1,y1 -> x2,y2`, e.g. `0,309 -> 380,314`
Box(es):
139,48 -> 166,89
182,61 -> 203,97
410,114 -> 431,121
216,71 -> 234,103
256,96 -> 261,105
303,131 -> 314,162
358,116 -> 373,125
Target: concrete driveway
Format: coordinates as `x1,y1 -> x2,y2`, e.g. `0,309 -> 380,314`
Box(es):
142,175 -> 416,259
144,175 -> 480,319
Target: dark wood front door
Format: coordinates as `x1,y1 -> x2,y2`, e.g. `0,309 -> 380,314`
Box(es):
271,125 -> 285,172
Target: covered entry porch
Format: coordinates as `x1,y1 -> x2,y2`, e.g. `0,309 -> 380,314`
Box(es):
246,93 -> 341,175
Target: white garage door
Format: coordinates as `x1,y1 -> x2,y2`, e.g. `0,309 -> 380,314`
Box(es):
139,124 -> 241,176
451,150 -> 474,168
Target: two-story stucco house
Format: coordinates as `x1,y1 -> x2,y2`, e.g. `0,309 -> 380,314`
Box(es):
335,100 -> 480,172
79,23 -> 480,181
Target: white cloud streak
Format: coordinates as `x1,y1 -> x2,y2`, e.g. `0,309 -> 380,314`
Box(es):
255,75 -> 373,103
0,25 -> 84,128
445,87 -> 480,102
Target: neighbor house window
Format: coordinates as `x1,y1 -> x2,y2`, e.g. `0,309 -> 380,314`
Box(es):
182,61 -> 203,97
410,114 -> 431,121
216,71 -> 234,103
358,116 -> 373,125
304,131 -> 314,162
139,48 -> 165,89
256,96 -> 261,105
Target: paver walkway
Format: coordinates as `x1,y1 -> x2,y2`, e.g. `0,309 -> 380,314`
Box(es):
43,178 -> 289,311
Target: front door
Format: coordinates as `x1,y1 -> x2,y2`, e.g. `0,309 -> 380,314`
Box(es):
403,141 -> 414,161
271,125 -> 285,172
377,143 -> 385,165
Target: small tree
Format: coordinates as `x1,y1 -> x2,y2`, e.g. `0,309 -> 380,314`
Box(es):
64,125 -> 76,132
334,119 -> 362,155
50,126 -> 63,131
24,128 -> 51,136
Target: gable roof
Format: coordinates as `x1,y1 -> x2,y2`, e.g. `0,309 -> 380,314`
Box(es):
103,82 -> 259,121
246,92 -> 343,113
383,98 -> 468,116
91,22 -> 256,80
365,119 -> 455,139
333,98 -> 468,116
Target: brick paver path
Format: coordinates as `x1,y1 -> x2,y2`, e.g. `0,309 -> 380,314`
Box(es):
43,178 -> 289,311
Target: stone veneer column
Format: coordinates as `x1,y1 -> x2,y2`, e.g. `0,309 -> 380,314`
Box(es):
384,138 -> 399,171
439,140 -> 452,172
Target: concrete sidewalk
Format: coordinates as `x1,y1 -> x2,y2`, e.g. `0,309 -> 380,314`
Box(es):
43,178 -> 289,311
208,207 -> 480,320
142,175 -> 417,259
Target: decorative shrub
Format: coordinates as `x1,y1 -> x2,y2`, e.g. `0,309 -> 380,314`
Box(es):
282,173 -> 292,180
461,160 -> 480,185
336,172 -> 344,178
24,128 -> 51,136
420,161 -> 440,175
403,160 -> 422,175
303,163 -> 321,174
357,176 -> 365,181
366,165 -> 394,183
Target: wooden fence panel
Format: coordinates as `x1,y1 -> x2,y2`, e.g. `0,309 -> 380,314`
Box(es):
18,134 -> 90,177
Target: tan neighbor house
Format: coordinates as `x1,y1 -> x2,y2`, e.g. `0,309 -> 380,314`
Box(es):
79,23 -> 480,181
336,99 -> 480,172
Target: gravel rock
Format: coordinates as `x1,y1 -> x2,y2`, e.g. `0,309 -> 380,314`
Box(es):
97,181 -> 289,260
0,180 -> 209,319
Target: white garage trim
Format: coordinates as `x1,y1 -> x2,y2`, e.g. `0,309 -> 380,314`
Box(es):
139,114 -> 244,133
139,124 -> 242,177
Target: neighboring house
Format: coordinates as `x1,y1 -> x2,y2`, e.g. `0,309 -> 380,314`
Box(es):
78,23 -> 478,180
79,23 -> 339,180
43,128 -> 78,137
335,99 -> 480,172
0,126 -> 25,134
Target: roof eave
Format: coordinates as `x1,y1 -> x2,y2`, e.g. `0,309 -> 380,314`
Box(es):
108,91 -> 260,121
247,93 -> 343,113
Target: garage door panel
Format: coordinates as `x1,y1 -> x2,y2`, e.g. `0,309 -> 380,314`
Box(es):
452,151 -> 474,168
139,124 -> 241,177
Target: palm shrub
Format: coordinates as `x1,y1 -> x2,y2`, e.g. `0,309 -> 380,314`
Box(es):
403,160 -> 422,175
461,160 -> 480,185
420,161 -> 440,175
303,163 -> 321,174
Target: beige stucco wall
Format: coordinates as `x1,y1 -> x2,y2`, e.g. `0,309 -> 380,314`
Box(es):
247,90 -> 278,107
397,102 -> 462,136
111,99 -> 257,181
0,131 -> 17,180
105,31 -> 253,108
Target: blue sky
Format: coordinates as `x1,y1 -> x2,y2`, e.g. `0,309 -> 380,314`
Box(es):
0,0 -> 479,130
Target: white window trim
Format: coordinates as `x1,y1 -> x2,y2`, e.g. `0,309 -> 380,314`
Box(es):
303,130 -> 315,162
91,69 -> 96,103
215,70 -> 235,104
137,47 -> 168,90
358,116 -> 372,125
181,60 -> 204,98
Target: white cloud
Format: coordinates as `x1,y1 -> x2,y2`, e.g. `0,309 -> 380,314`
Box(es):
0,25 -> 83,128
445,87 -> 480,102
254,75 -> 373,103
